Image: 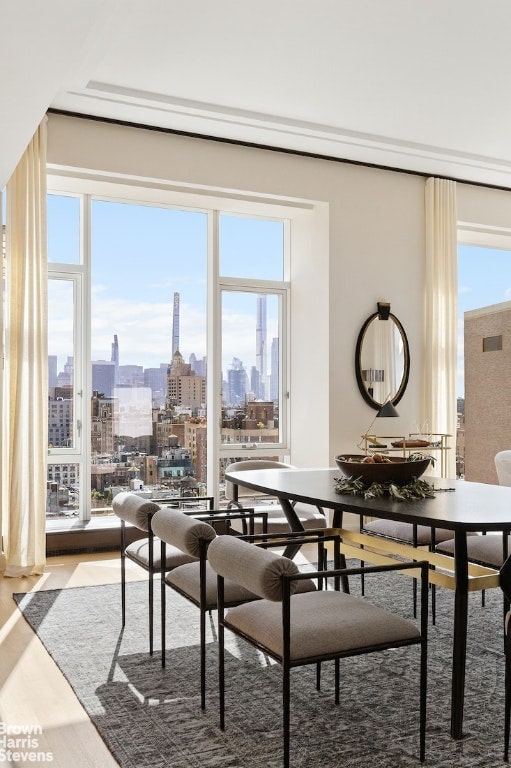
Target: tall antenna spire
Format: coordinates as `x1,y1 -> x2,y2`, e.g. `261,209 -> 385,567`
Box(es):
111,334 -> 119,384
172,292 -> 180,357
256,294 -> 267,399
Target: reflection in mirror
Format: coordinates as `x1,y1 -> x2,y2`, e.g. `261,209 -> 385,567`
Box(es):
355,305 -> 409,410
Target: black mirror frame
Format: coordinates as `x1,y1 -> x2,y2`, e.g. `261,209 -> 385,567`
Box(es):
355,310 -> 410,410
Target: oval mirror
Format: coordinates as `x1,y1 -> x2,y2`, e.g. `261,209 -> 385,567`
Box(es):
355,304 -> 410,410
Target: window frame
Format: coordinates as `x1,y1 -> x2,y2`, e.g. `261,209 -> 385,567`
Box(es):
46,181 -> 293,518
457,223 -> 511,480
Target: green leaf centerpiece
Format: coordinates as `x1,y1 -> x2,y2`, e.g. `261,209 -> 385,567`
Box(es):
334,452 -> 436,501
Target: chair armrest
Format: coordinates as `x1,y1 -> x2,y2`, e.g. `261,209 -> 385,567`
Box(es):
182,508 -> 269,535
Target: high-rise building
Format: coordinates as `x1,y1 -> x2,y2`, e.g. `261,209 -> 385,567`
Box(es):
117,365 -> 144,386
111,334 -> 119,384
172,291 -> 180,357
48,355 -> 58,388
144,366 -> 167,407
91,391 -> 115,455
227,357 -> 247,406
256,295 -> 267,399
166,373 -> 206,411
189,353 -> 207,377
48,397 -> 73,447
92,360 -> 116,398
270,337 -> 279,402
464,301 -> 511,484
57,356 -> 74,387
250,365 -> 260,399
166,351 -> 205,411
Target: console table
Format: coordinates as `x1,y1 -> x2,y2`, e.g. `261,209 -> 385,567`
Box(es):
360,432 -> 451,477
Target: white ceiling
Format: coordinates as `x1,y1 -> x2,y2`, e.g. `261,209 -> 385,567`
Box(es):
3,0 -> 511,189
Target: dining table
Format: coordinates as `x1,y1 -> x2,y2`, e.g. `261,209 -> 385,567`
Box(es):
225,465 -> 511,740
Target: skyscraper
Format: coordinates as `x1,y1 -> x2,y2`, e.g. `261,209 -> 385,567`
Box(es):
48,355 -> 58,388
172,292 -> 180,357
92,361 -> 116,398
270,337 -> 279,402
256,294 -> 267,399
227,357 -> 248,406
111,334 -> 119,384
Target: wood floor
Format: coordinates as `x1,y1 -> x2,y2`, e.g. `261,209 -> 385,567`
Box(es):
0,519 -> 355,768
0,552 -> 143,768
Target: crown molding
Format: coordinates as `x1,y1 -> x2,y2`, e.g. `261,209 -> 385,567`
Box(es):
52,81 -> 511,189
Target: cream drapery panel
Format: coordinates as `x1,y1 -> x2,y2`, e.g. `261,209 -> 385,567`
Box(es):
1,121 -> 48,576
423,177 -> 457,478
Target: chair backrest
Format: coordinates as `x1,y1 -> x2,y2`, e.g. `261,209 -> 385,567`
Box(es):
208,535 -> 300,601
495,451 -> 511,487
151,508 -> 216,557
225,459 -> 294,502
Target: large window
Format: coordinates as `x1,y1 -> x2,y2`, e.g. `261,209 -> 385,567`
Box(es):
47,191 -> 289,520
457,235 -> 511,482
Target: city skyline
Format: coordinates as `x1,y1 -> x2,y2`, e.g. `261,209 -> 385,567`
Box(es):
50,286 -> 277,399
48,195 -> 283,377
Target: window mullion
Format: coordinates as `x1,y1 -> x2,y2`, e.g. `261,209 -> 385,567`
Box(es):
207,210 -> 221,502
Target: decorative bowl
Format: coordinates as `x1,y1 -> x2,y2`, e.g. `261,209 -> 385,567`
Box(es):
334,454 -> 431,486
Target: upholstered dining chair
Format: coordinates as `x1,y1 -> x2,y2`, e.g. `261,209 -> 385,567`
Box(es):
151,508 -> 319,709
499,553 -> 511,760
496,451 -> 511,487
209,535 -> 428,767
226,459 -> 327,534
436,450 -> 511,609
360,518 -> 453,623
113,491 -> 212,655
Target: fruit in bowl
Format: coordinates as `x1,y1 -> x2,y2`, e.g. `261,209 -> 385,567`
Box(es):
334,453 -> 431,486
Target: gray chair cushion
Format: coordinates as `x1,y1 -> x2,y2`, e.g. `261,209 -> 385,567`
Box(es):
438,533 -> 510,567
165,561 -> 260,609
151,508 -> 216,557
224,590 -> 420,662
364,519 -> 453,545
112,491 -> 160,531
167,559 -> 316,609
125,539 -> 197,570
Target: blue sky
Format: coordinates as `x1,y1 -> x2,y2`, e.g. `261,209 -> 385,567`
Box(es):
47,195 -> 282,377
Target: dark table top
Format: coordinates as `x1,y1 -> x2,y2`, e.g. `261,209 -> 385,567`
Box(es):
225,467 -> 511,532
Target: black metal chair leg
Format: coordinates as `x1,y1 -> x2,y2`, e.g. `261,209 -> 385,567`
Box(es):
120,520 -> 126,627
505,631 -> 511,761
283,664 -> 290,768
160,540 -> 166,668
148,528 -> 154,656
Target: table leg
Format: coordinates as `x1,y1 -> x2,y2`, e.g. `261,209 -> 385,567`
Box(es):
451,530 -> 468,740
278,496 -> 306,559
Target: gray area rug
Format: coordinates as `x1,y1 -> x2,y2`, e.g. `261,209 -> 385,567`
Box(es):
13,567 -> 508,768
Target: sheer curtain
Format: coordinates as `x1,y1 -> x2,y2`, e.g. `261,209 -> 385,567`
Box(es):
422,177 -> 457,478
1,120 -> 48,576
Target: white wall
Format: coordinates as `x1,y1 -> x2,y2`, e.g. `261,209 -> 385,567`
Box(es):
47,113 -> 429,467
458,183 -> 511,230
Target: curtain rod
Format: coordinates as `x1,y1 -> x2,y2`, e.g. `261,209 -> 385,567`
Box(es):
47,108 -> 511,194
